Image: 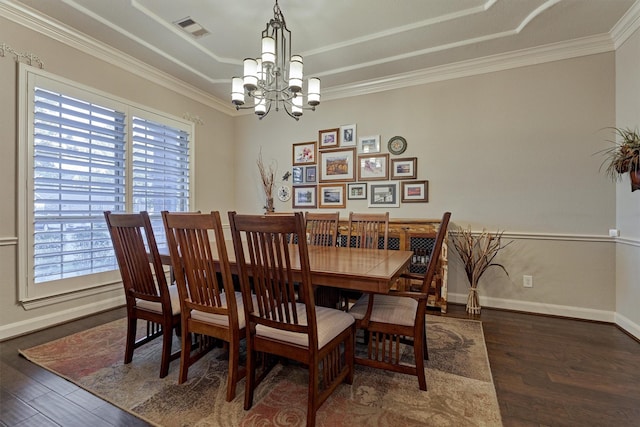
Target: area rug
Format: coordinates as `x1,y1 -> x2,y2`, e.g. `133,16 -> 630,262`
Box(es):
20,315 -> 502,426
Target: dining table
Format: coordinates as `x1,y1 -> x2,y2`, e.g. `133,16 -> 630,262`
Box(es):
157,241 -> 413,308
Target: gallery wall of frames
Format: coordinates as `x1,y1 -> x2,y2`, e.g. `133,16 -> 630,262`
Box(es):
289,124 -> 428,209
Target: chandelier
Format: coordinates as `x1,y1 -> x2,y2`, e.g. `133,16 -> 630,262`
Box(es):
231,0 -> 320,120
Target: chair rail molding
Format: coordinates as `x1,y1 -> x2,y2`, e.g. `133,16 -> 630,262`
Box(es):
0,237 -> 18,246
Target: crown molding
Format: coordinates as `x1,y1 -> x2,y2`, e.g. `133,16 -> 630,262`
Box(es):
611,0 -> 640,49
0,1 -> 236,116
323,33 -> 614,101
1,0 -> 631,114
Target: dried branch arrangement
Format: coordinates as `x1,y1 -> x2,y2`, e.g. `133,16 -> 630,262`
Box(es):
257,150 -> 276,212
450,225 -> 511,314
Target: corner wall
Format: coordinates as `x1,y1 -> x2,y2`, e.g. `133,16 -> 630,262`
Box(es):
615,27 -> 640,336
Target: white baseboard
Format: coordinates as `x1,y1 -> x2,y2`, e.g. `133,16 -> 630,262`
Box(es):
0,295 -> 125,341
448,292 -> 640,340
614,312 -> 640,340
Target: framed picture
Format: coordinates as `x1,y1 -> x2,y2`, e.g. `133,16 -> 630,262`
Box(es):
390,157 -> 417,180
347,182 -> 367,200
305,165 -> 317,183
359,135 -> 380,153
292,166 -> 304,184
340,124 -> 357,147
358,154 -> 389,181
318,128 -> 340,149
401,180 -> 429,203
292,185 -> 317,208
369,182 -> 399,208
319,148 -> 356,182
292,141 -> 316,166
318,183 -> 346,208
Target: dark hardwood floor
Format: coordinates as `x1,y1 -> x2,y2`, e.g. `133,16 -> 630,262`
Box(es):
1,304 -> 639,426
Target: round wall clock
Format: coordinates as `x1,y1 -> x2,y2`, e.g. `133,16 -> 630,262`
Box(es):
388,136 -> 407,155
277,185 -> 291,202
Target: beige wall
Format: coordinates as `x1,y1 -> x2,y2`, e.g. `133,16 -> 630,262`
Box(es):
615,27 -> 640,333
235,53 -> 619,322
0,16 -> 235,338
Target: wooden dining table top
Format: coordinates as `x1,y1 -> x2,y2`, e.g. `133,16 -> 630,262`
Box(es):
158,241 -> 413,294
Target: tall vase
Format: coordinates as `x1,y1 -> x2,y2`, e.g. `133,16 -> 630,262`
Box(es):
630,169 -> 640,192
265,197 -> 275,213
466,281 -> 481,314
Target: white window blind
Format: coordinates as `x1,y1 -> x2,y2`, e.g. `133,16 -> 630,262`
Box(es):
132,116 -> 190,241
132,116 -> 190,211
20,67 -> 193,302
33,88 -> 126,283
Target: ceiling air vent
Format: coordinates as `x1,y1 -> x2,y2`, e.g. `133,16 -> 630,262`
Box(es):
174,17 -> 210,38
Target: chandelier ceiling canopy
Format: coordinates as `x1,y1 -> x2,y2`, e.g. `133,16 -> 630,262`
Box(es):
231,0 -> 320,120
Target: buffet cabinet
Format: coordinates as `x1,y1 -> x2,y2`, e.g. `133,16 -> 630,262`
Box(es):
336,218 -> 449,313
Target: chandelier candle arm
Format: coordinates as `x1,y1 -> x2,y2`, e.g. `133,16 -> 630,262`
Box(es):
230,0 -> 320,120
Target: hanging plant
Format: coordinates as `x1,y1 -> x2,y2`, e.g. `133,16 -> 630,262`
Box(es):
596,127 -> 640,191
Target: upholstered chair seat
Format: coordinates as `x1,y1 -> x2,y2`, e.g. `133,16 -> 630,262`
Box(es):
190,292 -> 257,329
256,302 -> 355,348
136,285 -> 181,315
349,294 -> 417,327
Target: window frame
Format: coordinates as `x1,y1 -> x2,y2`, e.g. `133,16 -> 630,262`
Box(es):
17,64 -> 195,306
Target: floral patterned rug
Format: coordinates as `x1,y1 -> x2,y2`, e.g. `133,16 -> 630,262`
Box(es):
20,315 -> 502,426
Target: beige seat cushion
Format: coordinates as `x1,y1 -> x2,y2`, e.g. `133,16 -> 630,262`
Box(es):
136,284 -> 181,315
349,294 -> 418,327
191,292 -> 257,329
256,303 -> 354,348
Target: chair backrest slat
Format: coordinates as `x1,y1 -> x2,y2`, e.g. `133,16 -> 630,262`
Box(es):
348,212 -> 389,249
162,211 -> 237,319
229,212 -> 317,345
305,211 -> 339,247
104,211 -> 167,304
420,212 -> 451,293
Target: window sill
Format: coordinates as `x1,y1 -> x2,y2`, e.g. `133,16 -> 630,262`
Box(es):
21,282 -> 123,310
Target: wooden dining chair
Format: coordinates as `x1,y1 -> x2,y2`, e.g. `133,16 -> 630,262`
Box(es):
305,211 -> 339,247
348,211 -> 451,391
228,211 -> 355,427
340,211 -> 390,310
347,211 -> 389,249
104,210 -> 181,378
162,210 -> 248,401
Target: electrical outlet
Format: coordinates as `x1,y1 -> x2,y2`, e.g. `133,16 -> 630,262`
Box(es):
523,275 -> 533,288
609,229 -> 620,237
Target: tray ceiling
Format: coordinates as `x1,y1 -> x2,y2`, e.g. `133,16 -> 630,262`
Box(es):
5,0 -> 639,113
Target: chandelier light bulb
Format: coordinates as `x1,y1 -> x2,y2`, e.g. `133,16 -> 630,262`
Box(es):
243,58 -> 258,91
231,77 -> 245,105
307,78 -> 321,106
261,37 -> 276,66
289,55 -> 303,93
292,95 -> 303,117
256,58 -> 265,82
254,94 -> 267,116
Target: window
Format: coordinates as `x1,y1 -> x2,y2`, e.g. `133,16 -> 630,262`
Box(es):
19,65 -> 193,303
